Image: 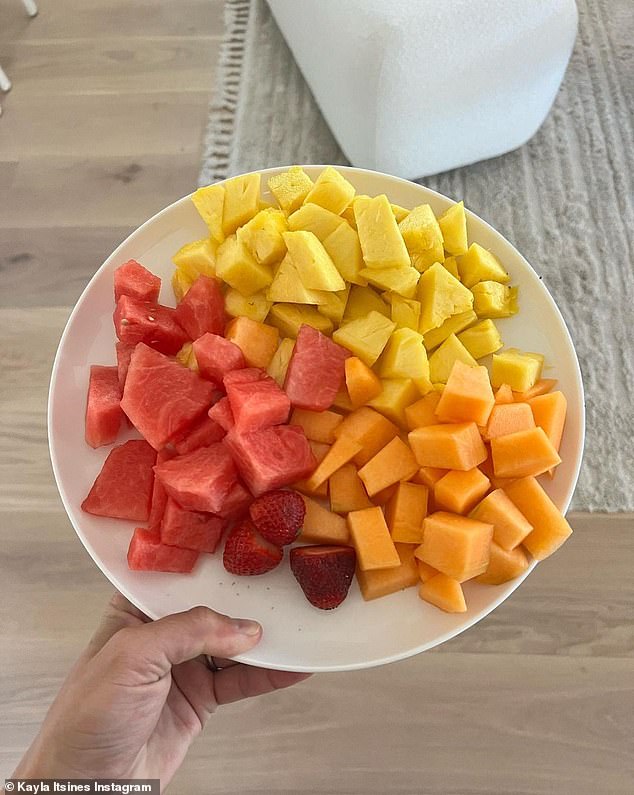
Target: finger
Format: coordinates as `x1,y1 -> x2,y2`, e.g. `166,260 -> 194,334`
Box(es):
85,592 -> 150,658
213,665 -> 312,706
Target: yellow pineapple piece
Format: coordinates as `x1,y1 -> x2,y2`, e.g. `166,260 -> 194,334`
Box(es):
457,243 -> 510,288
283,231 -> 345,291
332,310 -> 396,366
191,184 -> 225,243
390,295 -> 421,331
267,303 -> 333,338
340,204 -> 357,228
368,378 -> 420,428
457,319 -> 503,359
399,204 -> 445,271
172,268 -> 194,302
222,172 -> 261,235
442,256 -> 460,280
287,203 -> 345,240
267,337 -> 295,386
237,208 -> 287,266
423,309 -> 477,351
354,194 -> 410,270
428,333 -> 478,383
266,254 -> 329,305
418,262 -> 474,333
224,288 -> 272,323
359,266 -> 420,299
176,342 -> 199,372
317,285 -> 350,326
215,235 -> 273,296
343,285 -> 390,321
491,348 -> 544,392
471,281 -> 518,318
379,328 -> 430,385
437,201 -> 468,256
172,238 -> 218,279
304,166 -> 355,214
391,203 -> 410,223
267,166 -> 314,214
322,222 -> 366,286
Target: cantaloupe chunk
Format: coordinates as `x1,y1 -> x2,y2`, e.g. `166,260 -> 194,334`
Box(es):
358,437 -> 419,497
404,391 -> 444,430
481,402 -> 535,442
475,541 -> 530,584
434,468 -> 490,515
417,511 -> 493,581
225,316 -> 279,369
293,441 -> 330,498
529,391 -> 567,455
416,558 -> 441,582
290,408 -> 343,444
469,488 -> 532,550
345,356 -> 383,409
367,378 -> 420,428
298,496 -> 349,545
494,383 -> 514,404
419,574 -> 467,613
478,452 -> 517,491
513,378 -> 557,402
329,463 -> 373,514
435,360 -> 495,426
385,482 -> 429,543
408,423 -> 487,471
503,477 -> 573,560
334,406 -> 400,467
304,435 -> 363,490
491,427 -> 561,478
412,466 -> 449,488
347,506 -> 401,571
356,543 -> 419,600
331,386 -> 354,412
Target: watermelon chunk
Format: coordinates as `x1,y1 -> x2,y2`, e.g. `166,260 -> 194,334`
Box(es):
223,367 -> 263,387
208,397 -> 235,432
153,443 -> 238,513
114,295 -> 189,356
114,259 -> 161,304
115,341 -> 136,391
172,415 -> 226,454
225,425 -> 316,496
82,440 -> 156,521
225,368 -> 290,433
284,325 -> 349,410
85,365 -> 122,448
174,275 -> 226,340
216,480 -> 252,520
148,448 -> 174,529
192,332 -> 245,383
160,497 -> 226,553
121,344 -> 215,450
127,527 -> 199,573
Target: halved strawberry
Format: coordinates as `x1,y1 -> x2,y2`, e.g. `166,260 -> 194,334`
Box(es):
249,489 -> 306,547
223,520 -> 283,576
290,545 -> 356,610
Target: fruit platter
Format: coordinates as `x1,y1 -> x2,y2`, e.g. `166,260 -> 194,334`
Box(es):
48,165 -> 584,672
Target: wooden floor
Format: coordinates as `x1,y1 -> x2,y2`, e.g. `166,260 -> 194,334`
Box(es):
1,2 -> 633,793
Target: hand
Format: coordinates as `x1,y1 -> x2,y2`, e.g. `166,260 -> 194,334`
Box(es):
13,593 -> 310,789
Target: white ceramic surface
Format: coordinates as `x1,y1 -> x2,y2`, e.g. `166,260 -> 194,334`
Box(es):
48,165 -> 585,673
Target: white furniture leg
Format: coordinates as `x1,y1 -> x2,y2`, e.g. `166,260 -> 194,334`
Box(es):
21,0 -> 38,17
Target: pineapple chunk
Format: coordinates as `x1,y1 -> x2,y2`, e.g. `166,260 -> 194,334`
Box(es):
458,243 -> 510,288
491,348 -> 544,392
304,166 -> 355,214
287,203 -> 345,240
222,173 -> 261,235
428,334 -> 478,383
343,285 -> 390,321
355,194 -> 411,270
391,203 -> 410,223
267,303 -> 333,338
399,204 -> 445,271
379,328 -> 430,386
237,208 -> 287,266
340,204 -> 357,228
215,235 -> 273,296
317,285 -> 350,326
224,288 -> 272,323
390,295 -> 421,331
267,337 -> 295,386
417,262 -> 474,333
267,254 -> 329,305
359,266 -> 420,299
423,309 -> 477,351
322,223 -> 366,286
191,184 -> 225,243
283,231 -> 345,291
437,201 -> 468,256
442,256 -> 460,280
368,379 -> 420,428
333,311 -> 396,366
172,268 -> 194,302
457,319 -> 503,359
172,238 -> 218,279
472,281 -> 518,318
268,166 -> 314,214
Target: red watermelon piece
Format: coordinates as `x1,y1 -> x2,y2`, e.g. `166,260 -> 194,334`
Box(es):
225,425 -> 316,496
85,365 -> 122,449
172,415 -> 226,455
114,259 -> 161,304
208,396 -> 235,432
115,341 -> 136,391
121,344 -> 215,450
153,443 -> 237,513
223,367 -> 263,388
114,295 -> 189,356
192,332 -> 245,383
174,275 -> 226,341
284,324 -> 349,410
216,480 -> 252,520
160,497 -> 226,553
127,527 -> 198,573
225,368 -> 290,433
82,440 -> 156,522
148,448 -> 175,529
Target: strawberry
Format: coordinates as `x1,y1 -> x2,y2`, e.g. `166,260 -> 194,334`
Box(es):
223,520 -> 283,576
249,489 -> 306,547
290,545 -> 356,610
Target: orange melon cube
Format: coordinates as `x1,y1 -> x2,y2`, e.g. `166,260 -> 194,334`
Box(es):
435,360 -> 495,426
478,451 -> 517,491
513,378 -> 557,402
334,406 -> 400,467
434,468 -> 490,515
475,541 -> 530,585
503,476 -> 573,560
491,426 -> 561,478
298,495 -> 349,545
329,463 -> 373,514
290,408 -> 343,444
331,385 -> 354,412
408,423 -> 487,471
417,511 -> 493,581
412,466 -> 448,488
494,383 -> 514,404
404,391 -> 444,431
481,402 -> 535,442
419,574 -> 467,613
470,488 -> 532,550
385,482 -> 429,543
358,437 -> 419,497
304,435 -> 363,491
371,483 -> 399,506
225,316 -> 279,369
416,558 -> 441,582
294,441 -> 330,497
347,506 -> 401,571
356,543 -> 419,600
529,390 -> 567,459
345,356 -> 383,409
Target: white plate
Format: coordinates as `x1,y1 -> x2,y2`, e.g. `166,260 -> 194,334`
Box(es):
48,166 -> 585,673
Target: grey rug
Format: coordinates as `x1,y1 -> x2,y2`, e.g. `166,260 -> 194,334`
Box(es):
200,0 -> 634,512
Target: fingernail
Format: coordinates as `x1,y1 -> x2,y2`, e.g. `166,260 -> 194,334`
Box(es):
231,619 -> 261,636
